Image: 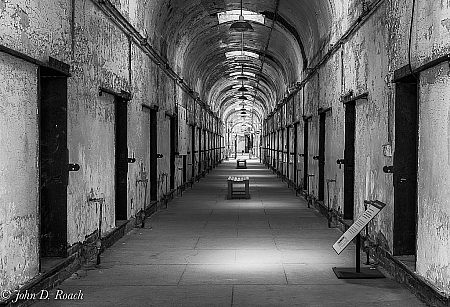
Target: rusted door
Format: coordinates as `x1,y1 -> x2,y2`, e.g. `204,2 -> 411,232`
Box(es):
318,113 -> 326,201
191,125 -> 195,178
150,109 -> 158,201
303,118 -> 309,190
393,81 -> 418,256
293,123 -> 298,185
115,98 -> 128,220
170,116 -> 176,189
344,102 -> 355,220
39,74 -> 68,257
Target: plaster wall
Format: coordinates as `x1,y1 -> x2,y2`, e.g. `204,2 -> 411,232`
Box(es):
67,0 -> 130,244
314,1 -> 395,249
0,0 -> 216,295
129,44 -> 160,216
417,63 -> 450,294
0,54 -> 39,293
412,5 -> 450,294
414,0 -> 450,67
343,6 -> 394,249
317,52 -> 344,213
304,75 -> 319,197
304,0 -> 450,292
0,0 -> 72,63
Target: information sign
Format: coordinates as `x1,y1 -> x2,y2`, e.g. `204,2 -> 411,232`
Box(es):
332,200 -> 386,254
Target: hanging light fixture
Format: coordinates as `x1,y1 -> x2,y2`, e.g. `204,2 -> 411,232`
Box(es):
238,85 -> 248,92
239,103 -> 247,115
236,75 -> 248,81
230,0 -> 254,32
238,78 -> 248,92
236,65 -> 248,81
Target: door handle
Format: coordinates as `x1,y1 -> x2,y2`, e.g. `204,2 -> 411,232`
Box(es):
68,163 -> 80,171
383,166 -> 394,173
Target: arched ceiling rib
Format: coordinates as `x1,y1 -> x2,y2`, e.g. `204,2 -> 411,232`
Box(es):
143,0 -> 334,125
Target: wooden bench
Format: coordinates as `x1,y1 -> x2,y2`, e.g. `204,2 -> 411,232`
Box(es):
227,176 -> 250,199
236,159 -> 247,169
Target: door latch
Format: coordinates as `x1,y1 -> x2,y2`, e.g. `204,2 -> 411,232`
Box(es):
68,163 -> 80,171
336,159 -> 345,169
383,166 -> 394,173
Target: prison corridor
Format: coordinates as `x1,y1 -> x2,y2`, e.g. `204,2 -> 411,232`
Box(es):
32,158 -> 425,307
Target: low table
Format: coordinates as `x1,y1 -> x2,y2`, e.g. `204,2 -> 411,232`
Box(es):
236,159 -> 247,169
227,176 -> 250,199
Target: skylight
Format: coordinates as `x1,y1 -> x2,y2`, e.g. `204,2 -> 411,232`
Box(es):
232,84 -> 254,90
225,51 -> 259,59
230,72 -> 256,78
217,10 -> 265,25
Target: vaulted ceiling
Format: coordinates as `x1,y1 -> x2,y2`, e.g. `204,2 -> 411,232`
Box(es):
141,0 -> 335,128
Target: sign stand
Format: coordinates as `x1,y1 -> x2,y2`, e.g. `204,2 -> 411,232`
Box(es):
332,200 -> 387,279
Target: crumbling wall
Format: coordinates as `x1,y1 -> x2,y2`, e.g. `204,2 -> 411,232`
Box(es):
67,0 -> 130,244
413,1 -> 450,294
0,53 -> 39,294
417,63 -> 450,294
318,52 -> 344,213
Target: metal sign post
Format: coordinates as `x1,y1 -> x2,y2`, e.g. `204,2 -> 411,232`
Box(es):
332,200 -> 387,279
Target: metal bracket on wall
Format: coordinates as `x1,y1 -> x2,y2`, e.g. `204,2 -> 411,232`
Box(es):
165,111 -> 176,118
342,92 -> 368,105
98,86 -> 132,101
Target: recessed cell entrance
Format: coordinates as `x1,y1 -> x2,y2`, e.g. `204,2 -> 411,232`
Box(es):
393,77 -> 418,256
39,72 -> 68,259
115,97 -> 128,221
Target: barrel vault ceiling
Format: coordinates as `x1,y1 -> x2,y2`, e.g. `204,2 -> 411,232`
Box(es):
140,0 -> 335,128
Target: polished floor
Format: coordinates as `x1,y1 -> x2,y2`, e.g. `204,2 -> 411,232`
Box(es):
32,158 -> 426,306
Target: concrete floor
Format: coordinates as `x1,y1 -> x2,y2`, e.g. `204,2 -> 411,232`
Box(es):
32,158 -> 426,307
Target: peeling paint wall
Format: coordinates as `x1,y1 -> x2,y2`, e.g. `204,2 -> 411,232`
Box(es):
318,52 -> 344,213
417,63 -> 450,293
414,1 -> 450,67
0,53 -> 39,293
67,0 -> 130,244
0,0 -> 72,62
1,0 -> 216,295
300,0 -> 399,251
299,0 -> 450,294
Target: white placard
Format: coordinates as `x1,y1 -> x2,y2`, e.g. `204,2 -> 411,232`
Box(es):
332,200 -> 386,255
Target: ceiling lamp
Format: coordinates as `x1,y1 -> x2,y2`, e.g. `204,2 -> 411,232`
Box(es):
230,0 -> 254,32
236,75 -> 248,81
238,84 -> 248,92
237,68 -> 248,92
236,65 -> 248,81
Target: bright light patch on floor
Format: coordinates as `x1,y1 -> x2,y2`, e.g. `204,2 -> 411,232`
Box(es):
217,10 -> 265,24
225,51 -> 259,59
